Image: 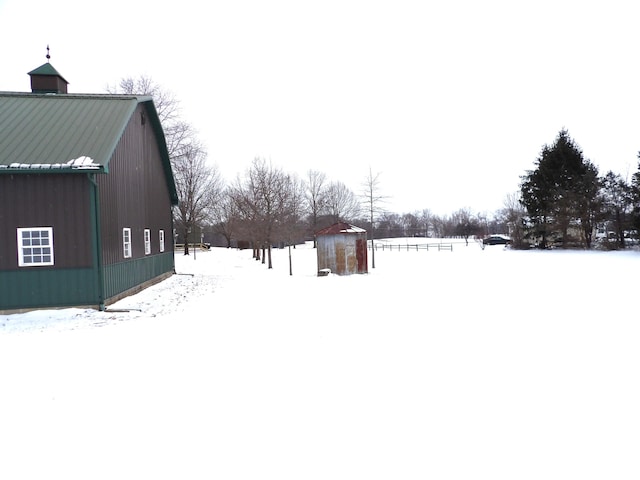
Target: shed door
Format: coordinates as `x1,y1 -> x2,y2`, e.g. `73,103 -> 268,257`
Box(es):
356,238 -> 368,273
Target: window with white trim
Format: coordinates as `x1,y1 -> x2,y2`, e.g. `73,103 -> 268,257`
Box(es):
144,229 -> 151,255
159,230 -> 165,252
123,228 -> 132,258
17,227 -> 54,267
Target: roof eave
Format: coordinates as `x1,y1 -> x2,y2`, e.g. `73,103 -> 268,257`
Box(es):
140,99 -> 179,205
0,166 -> 106,175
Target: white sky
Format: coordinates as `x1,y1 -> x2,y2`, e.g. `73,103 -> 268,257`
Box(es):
2,0 -> 640,215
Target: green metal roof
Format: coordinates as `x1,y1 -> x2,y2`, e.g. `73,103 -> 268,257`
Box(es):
27,63 -> 69,83
0,92 -> 178,204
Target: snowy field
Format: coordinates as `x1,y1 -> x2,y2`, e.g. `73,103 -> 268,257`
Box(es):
1,240 -> 639,480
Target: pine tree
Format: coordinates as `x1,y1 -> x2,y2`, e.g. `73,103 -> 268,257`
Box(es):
629,154 -> 640,237
520,129 -> 599,248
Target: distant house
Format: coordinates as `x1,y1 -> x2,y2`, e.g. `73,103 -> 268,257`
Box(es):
0,61 -> 178,312
315,222 -> 368,275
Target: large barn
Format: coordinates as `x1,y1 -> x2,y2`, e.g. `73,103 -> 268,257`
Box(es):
0,61 -> 178,312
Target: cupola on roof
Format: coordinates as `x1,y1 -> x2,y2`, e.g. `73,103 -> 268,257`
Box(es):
27,46 -> 68,94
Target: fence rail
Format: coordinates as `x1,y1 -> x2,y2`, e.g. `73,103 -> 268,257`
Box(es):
371,242 -> 454,252
174,243 -> 211,250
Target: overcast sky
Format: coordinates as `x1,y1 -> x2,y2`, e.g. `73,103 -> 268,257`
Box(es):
2,0 -> 639,215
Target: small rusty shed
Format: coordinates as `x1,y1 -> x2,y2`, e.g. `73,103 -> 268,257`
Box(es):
316,222 -> 368,276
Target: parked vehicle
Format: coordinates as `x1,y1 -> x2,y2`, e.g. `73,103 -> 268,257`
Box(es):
482,234 -> 511,245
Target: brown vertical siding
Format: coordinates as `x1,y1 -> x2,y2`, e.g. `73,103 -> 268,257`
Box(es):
0,173 -> 92,270
356,238 -> 368,273
97,104 -> 174,266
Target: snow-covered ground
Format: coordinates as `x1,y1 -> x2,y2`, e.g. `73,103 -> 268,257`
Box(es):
1,240 -> 638,480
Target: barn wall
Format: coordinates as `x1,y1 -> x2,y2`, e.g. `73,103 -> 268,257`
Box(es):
0,173 -> 100,311
96,104 -> 175,299
0,173 -> 93,270
97,104 -> 174,265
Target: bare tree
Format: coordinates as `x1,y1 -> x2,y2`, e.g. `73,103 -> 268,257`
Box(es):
107,76 -> 179,124
419,209 -> 433,237
281,174 -> 306,243
106,76 -> 193,160
401,213 -> 420,237
325,181 -> 361,223
280,174 -> 306,275
501,192 -> 527,248
305,170 -> 327,247
430,215 -> 446,238
451,208 -> 480,245
210,188 -> 242,247
173,141 -> 223,255
228,178 -> 263,260
377,212 -> 403,238
361,168 -> 388,268
231,158 -> 299,269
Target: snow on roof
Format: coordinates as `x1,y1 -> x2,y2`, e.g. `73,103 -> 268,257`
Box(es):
3,156 -> 100,171
316,222 -> 367,236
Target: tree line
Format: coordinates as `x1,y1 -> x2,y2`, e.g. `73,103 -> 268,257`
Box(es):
113,77 -> 640,258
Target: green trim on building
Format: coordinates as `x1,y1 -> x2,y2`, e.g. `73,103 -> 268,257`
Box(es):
102,252 -> 175,301
0,253 -> 175,311
0,267 -> 99,311
88,173 -> 106,310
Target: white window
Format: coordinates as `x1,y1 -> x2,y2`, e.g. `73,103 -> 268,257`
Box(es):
123,228 -> 132,258
144,229 -> 151,255
17,227 -> 54,267
159,230 -> 165,252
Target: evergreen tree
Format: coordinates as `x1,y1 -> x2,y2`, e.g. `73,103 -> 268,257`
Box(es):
520,129 -> 598,248
574,160 -> 600,249
600,171 -> 631,248
629,153 -> 640,236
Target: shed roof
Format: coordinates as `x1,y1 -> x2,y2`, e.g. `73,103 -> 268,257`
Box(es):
316,222 -> 366,236
0,92 -> 178,204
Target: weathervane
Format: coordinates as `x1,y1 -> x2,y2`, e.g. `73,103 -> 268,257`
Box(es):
46,45 -> 50,62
